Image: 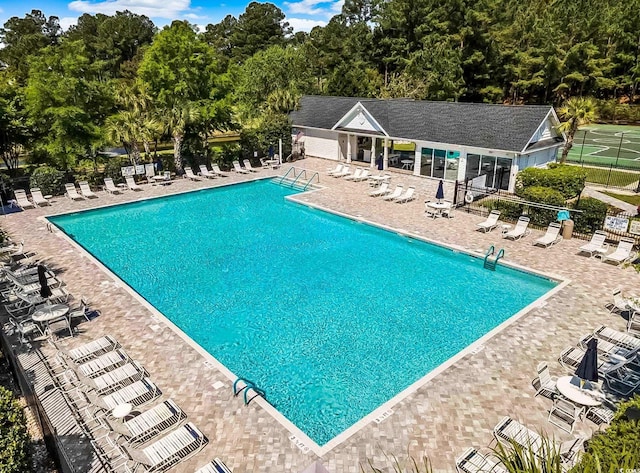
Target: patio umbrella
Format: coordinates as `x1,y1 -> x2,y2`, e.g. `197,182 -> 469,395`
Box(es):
575,338 -> 598,385
435,180 -> 445,202
38,264 -> 52,299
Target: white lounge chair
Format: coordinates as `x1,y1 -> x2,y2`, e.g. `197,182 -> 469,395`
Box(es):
455,447 -> 507,473
533,222 -> 562,248
354,169 -> 371,182
344,168 -> 363,181
594,325 -> 640,351
103,178 -> 122,194
30,188 -> 51,206
369,182 -> 390,197
196,459 -> 233,473
327,163 -> 343,175
476,210 -> 500,232
242,159 -> 259,172
65,360 -> 147,395
608,289 -> 632,315
232,160 -> 250,174
332,165 -> 351,178
118,422 -> 208,473
125,177 -> 143,191
578,230 -> 608,257
184,167 -> 201,181
503,216 -> 530,240
199,165 -> 217,179
383,185 -> 404,201
260,158 -> 270,168
65,183 -> 83,201
211,164 -> 229,177
395,186 -> 416,203
532,362 -> 557,398
53,335 -> 120,364
548,397 -> 581,433
79,181 -> 98,199
13,190 -> 35,209
83,377 -> 160,412
601,237 -> 636,265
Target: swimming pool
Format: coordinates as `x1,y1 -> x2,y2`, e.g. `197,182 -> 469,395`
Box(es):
49,180 -> 556,446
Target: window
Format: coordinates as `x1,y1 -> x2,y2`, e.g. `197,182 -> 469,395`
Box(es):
420,148 -> 433,177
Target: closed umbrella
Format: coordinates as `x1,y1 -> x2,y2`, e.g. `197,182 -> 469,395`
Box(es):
435,180 -> 445,202
38,264 -> 52,299
575,338 -> 598,386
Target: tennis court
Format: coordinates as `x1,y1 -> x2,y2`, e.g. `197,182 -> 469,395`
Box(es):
565,124 -> 640,170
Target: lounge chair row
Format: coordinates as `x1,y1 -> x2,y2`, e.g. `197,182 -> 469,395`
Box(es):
579,232 -> 636,265
47,335 -> 217,472
369,184 -> 416,203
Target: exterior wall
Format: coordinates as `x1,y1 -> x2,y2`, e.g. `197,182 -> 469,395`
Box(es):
303,128 -> 341,160
518,147 -> 558,170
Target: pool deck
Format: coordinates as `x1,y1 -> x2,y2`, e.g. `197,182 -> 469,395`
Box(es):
1,160 -> 638,472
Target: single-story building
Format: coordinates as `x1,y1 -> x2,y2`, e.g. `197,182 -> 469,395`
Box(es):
290,96 -> 566,193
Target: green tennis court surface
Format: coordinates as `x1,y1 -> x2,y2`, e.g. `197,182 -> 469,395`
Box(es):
565,124 -> 640,169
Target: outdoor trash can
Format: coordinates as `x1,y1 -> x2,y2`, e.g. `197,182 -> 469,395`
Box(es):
562,219 -> 574,239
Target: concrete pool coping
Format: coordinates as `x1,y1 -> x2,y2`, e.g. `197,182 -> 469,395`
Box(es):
43,177 -> 569,458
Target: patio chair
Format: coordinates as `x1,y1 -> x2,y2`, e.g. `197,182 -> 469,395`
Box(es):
67,360 -> 147,395
369,182 -> 390,197
608,289 -> 633,315
232,160 -> 250,174
125,176 -> 143,191
8,315 -> 44,345
13,189 -> 35,209
585,404 -> 616,426
67,297 -> 93,323
578,230 -> 608,257
548,396 -> 582,433
476,210 -> 500,233
532,362 -> 557,398
196,459 -> 233,473
199,165 -> 217,179
103,178 -> 122,194
101,399 -> 187,447
394,186 -> 416,203
601,237 -> 636,265
118,422 -> 208,473
628,313 -> 640,337
53,335 -> 120,364
503,216 -> 530,240
441,201 -> 455,219
455,447 -> 506,473
242,159 -> 259,172
184,167 -> 201,181
55,348 -> 129,380
30,188 -> 51,206
65,183 -> 84,201
533,222 -> 562,248
260,158 -> 270,168
326,163 -> 343,175
332,165 -> 351,178
344,168 -> 363,181
211,164 -> 229,177
603,367 -> 640,396
493,416 -> 543,453
382,185 -> 404,201
79,181 -> 98,199
354,169 -> 371,182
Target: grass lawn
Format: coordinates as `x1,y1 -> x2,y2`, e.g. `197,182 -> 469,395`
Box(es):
581,167 -> 640,186
601,191 -> 640,206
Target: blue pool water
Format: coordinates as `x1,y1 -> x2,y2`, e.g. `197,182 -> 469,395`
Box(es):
50,180 -> 556,445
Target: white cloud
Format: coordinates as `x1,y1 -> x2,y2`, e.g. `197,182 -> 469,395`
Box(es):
68,0 -> 191,19
284,0 -> 342,17
287,17 -> 326,32
59,17 -> 79,31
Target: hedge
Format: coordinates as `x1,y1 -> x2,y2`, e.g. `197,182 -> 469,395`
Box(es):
0,386 -> 31,472
516,164 -> 587,199
28,166 -> 65,196
571,197 -> 610,234
519,186 -> 566,227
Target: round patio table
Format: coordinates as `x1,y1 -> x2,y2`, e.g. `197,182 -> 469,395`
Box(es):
556,376 -> 602,407
32,304 -> 70,323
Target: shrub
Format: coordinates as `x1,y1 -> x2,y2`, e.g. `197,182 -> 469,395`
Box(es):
519,186 -> 566,227
482,199 -> 523,221
572,197 -> 609,234
103,156 -> 130,184
0,386 -> 31,472
516,165 -> 587,199
73,159 -> 103,188
28,166 -> 65,196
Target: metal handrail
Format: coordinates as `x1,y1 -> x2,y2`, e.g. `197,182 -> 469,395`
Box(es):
302,172 -> 320,190
289,169 -> 308,188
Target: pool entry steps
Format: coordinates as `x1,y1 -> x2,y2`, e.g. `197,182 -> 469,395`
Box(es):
278,167 -> 320,190
483,246 -> 505,270
233,377 -> 266,405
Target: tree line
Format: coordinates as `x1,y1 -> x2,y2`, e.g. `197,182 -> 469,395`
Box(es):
0,0 -> 639,177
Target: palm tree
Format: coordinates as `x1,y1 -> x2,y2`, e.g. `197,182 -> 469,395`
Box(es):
557,96 -> 599,164
104,112 -> 142,164
163,102 -> 200,172
265,89 -> 299,114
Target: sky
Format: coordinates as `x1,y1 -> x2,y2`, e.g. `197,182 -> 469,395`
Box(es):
0,0 -> 343,33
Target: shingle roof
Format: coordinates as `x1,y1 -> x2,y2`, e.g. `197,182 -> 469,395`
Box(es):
291,96 -> 559,153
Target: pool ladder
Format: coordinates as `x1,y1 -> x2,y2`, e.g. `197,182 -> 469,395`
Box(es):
233,377 -> 266,406
483,245 -> 505,271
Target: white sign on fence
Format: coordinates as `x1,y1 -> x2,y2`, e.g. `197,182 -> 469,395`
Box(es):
121,166 -> 135,177
603,216 -> 629,232
135,165 -> 145,175
629,220 -> 640,235
145,163 -> 155,177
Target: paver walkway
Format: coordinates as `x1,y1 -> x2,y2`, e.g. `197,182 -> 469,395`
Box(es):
1,160 -> 638,473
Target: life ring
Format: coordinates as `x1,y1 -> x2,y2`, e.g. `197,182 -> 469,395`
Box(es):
464,191 -> 474,204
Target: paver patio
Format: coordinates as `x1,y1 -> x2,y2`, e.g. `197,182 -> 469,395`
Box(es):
1,158 -> 638,473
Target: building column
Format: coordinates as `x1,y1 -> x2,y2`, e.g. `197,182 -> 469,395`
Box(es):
370,139 -> 376,168
346,134 -> 352,163
383,139 -> 389,170
457,150 -> 467,182
413,147 -> 421,176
